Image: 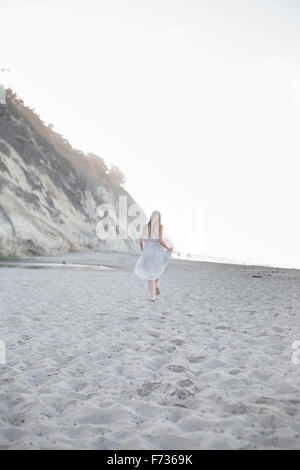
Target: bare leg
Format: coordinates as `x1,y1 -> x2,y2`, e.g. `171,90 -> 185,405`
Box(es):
155,278 -> 160,295
148,280 -> 156,301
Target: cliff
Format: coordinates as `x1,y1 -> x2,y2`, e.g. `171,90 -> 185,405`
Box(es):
0,89 -> 145,256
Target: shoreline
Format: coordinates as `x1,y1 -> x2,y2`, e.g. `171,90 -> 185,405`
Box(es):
1,249 -> 298,273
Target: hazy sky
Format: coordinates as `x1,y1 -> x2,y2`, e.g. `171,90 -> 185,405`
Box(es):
1,0 -> 300,268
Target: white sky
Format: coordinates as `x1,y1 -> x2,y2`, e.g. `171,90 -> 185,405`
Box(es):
1,0 -> 300,268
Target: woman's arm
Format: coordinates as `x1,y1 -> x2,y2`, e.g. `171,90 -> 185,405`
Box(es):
139,224 -> 146,251
159,225 -> 172,250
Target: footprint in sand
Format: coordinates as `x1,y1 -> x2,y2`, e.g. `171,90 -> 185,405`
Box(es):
177,379 -> 194,388
168,365 -> 186,373
187,355 -> 206,364
171,389 -> 194,400
158,344 -> 176,353
226,402 -> 248,415
149,332 -> 160,338
137,382 -> 160,397
170,339 -> 185,346
215,325 -> 231,331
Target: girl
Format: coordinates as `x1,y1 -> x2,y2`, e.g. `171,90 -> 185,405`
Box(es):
134,211 -> 173,301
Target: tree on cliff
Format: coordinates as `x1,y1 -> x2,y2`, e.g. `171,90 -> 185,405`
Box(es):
108,165 -> 126,187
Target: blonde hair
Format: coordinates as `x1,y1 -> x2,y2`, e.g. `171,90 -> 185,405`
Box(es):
147,210 -> 161,239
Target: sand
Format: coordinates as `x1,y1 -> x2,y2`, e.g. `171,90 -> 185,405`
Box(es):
0,251 -> 300,450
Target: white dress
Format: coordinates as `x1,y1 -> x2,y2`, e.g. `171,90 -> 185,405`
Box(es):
134,226 -> 172,280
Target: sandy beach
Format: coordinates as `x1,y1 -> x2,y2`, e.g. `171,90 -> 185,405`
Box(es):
0,251 -> 300,450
